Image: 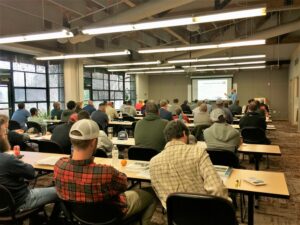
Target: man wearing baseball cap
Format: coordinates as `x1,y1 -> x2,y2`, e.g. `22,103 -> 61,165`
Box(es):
204,108 -> 240,153
54,119 -> 157,224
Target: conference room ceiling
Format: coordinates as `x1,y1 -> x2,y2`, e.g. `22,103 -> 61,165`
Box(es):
1,0 -> 300,64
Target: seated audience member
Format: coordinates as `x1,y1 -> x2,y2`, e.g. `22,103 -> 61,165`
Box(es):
134,101 -> 168,152
190,99 -> 198,110
51,113 -> 78,154
11,102 -> 30,130
173,108 -> 190,123
28,107 -> 47,131
91,102 -> 109,130
243,98 -> 255,114
77,110 -> 113,154
0,115 -> 11,151
121,100 -> 137,117
259,100 -> 270,118
141,100 -> 148,116
135,100 -> 143,111
229,100 -> 242,116
215,99 -> 233,124
83,100 -> 96,115
204,108 -> 240,153
159,99 -> 172,121
74,101 -> 83,113
150,120 -> 229,208
0,116 -> 58,213
181,100 -> 192,114
239,101 -> 268,131
106,101 -> 119,120
193,102 -> 212,126
205,99 -> 213,113
54,119 -> 157,224
0,115 -> 30,150
61,100 -> 76,122
169,98 -> 181,115
51,102 -> 63,120
255,100 -> 266,118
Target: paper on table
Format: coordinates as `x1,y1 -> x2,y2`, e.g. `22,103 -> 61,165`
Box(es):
36,156 -> 63,166
137,170 -> 150,179
126,162 -> 149,171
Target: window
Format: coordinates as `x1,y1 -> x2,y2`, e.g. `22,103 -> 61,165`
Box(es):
49,63 -> 64,108
13,62 -> 48,112
84,68 -> 128,109
125,74 -> 136,104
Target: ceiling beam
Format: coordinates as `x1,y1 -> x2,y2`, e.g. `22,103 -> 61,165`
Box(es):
46,0 -> 84,16
167,18 -> 300,60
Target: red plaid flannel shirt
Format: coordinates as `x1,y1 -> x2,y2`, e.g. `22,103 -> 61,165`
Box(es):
54,157 -> 128,213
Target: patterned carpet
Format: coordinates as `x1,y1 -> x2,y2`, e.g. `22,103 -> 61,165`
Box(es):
35,121 -> 300,225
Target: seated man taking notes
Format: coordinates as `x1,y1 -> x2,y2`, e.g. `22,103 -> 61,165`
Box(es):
150,120 -> 229,209
54,119 -> 157,225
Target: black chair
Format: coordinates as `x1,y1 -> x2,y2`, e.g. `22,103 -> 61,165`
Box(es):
37,140 -> 64,154
8,120 -> 21,130
0,184 -> 44,225
206,148 -> 240,168
167,192 -> 238,225
241,127 -> 270,144
26,121 -> 42,133
128,146 -> 158,161
94,148 -> 108,158
60,200 -> 141,225
122,115 -> 135,122
192,124 -> 210,141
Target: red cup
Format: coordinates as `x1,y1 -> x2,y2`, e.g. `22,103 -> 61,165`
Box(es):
13,145 -> 20,156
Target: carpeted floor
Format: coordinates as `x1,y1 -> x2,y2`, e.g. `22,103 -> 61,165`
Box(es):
35,121 -> 300,225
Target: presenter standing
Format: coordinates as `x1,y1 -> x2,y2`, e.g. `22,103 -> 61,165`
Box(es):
225,89 -> 237,104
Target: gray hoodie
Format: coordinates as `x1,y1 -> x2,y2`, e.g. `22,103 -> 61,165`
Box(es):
203,122 -> 240,152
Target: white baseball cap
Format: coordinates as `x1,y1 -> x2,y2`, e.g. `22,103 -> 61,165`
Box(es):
69,119 -> 99,140
210,108 -> 226,122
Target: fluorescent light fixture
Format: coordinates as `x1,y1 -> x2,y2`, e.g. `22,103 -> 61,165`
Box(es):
196,65 -> 266,72
168,54 -> 266,64
108,66 -> 175,72
138,39 -> 265,54
126,69 -> 185,75
0,29 -> 74,44
84,60 -> 161,68
36,50 -> 130,60
82,6 -> 266,35
194,7 -> 266,23
182,61 -> 266,68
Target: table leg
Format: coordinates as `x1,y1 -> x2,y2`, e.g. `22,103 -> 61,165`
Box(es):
254,154 -> 260,170
248,193 -> 254,225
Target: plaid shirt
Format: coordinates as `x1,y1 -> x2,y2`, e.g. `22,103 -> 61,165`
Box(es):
149,140 -> 229,208
54,157 -> 128,213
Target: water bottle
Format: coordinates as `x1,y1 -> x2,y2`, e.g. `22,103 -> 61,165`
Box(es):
119,111 -> 123,119
108,127 -> 113,139
112,145 -> 119,168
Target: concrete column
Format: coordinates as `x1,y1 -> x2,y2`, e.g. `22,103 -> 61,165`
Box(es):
136,74 -> 149,101
64,59 -> 84,103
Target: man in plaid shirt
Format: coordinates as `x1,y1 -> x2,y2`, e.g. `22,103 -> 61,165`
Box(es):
54,119 -> 157,224
150,120 -> 230,209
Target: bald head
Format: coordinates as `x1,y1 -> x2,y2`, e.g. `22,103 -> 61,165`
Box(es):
199,103 -> 207,112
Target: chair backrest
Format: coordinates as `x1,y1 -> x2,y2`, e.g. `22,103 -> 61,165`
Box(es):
26,121 -> 42,133
61,200 -> 122,225
38,140 -> 64,154
167,193 -> 238,225
128,146 -> 158,161
8,120 -> 21,130
241,127 -> 268,144
192,124 -> 210,141
0,185 -> 16,218
206,148 -> 240,168
94,148 -> 108,158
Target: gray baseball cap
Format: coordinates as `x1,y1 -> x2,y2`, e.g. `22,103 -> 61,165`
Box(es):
69,119 -> 99,140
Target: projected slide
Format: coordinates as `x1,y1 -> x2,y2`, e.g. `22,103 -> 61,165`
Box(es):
197,79 -> 228,100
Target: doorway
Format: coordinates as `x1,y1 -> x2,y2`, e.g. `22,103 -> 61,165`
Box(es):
0,75 -> 12,117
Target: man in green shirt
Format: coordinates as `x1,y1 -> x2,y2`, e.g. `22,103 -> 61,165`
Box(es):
134,101 -> 168,152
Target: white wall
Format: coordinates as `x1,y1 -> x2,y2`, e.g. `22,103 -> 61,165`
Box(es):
288,44 -> 300,130
136,74 -> 149,101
